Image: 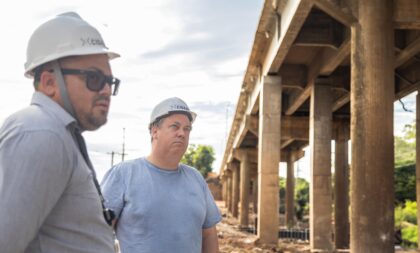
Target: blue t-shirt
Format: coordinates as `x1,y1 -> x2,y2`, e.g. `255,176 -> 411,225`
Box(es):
101,157 -> 222,253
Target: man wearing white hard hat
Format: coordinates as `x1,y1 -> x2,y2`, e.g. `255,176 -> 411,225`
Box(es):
0,12 -> 120,253
101,97 -> 222,253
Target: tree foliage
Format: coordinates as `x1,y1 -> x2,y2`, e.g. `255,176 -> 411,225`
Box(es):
295,177 -> 309,220
278,177 -> 309,220
181,144 -> 215,178
395,123 -> 416,167
395,164 -> 416,204
394,121 -> 417,247
394,122 -> 416,204
395,200 -> 418,247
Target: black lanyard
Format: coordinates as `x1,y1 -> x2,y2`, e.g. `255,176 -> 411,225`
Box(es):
73,128 -> 114,225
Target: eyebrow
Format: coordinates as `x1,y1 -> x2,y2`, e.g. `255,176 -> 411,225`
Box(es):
171,121 -> 191,127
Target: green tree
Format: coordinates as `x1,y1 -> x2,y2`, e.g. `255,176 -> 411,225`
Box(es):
181,144 -> 215,178
295,177 -> 309,220
395,164 -> 416,204
278,177 -> 309,220
279,177 -> 286,214
394,122 -> 418,247
395,200 -> 418,248
394,122 -> 416,204
395,123 -> 416,167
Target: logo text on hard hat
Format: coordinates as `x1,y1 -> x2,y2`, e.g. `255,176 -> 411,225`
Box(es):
170,105 -> 189,111
81,38 -> 105,47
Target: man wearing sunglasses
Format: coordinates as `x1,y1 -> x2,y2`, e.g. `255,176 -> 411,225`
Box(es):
0,12 -> 120,253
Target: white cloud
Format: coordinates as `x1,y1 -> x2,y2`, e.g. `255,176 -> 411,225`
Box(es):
0,0 -> 262,181
6,0 -> 411,184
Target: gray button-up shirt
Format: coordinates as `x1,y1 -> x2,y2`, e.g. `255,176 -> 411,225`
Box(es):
0,92 -> 114,253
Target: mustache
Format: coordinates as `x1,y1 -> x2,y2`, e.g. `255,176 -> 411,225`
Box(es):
93,95 -> 110,104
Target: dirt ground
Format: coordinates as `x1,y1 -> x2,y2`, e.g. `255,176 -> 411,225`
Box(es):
215,201 -> 418,253
216,201 -> 311,253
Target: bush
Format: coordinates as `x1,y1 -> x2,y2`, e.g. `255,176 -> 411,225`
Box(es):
402,225 -> 418,248
395,200 -> 418,248
403,201 -> 417,225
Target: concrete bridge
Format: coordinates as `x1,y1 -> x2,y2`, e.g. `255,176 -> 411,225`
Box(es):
219,0 -> 420,252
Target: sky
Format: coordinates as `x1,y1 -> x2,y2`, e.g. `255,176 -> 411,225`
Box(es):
0,0 -> 264,180
0,1 -> 416,182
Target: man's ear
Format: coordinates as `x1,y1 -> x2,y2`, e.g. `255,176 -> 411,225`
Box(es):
38,70 -> 58,98
151,126 -> 159,141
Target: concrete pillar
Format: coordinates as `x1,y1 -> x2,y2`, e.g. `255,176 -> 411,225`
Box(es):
310,84 -> 333,251
252,177 -> 258,214
231,162 -> 240,218
416,92 -> 420,249
222,176 -> 227,203
257,75 -> 281,245
334,123 -> 350,249
286,156 -> 295,228
226,171 -> 232,214
239,152 -> 250,228
350,1 -> 394,252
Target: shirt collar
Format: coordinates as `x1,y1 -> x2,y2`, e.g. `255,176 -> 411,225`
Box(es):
30,91 -> 76,128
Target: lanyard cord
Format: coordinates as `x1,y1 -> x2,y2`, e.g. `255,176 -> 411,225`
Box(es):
72,128 -> 108,215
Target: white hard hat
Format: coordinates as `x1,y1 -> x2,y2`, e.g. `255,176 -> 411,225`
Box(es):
24,12 -> 119,78
149,97 -> 197,127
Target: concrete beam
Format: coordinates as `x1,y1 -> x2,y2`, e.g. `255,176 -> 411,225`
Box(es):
394,0 -> 420,29
278,64 -> 307,90
313,0 -> 356,27
294,15 -> 343,48
233,148 -> 258,164
285,38 -> 350,115
333,94 -> 351,112
247,79 -> 261,115
333,35 -> 420,111
281,116 -> 310,140
319,37 -> 351,76
395,36 -> 420,68
266,0 -> 314,74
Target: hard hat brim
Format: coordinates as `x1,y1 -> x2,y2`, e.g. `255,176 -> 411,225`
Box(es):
24,49 -> 120,78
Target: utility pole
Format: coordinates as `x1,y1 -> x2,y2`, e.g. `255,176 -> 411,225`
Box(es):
107,151 -> 115,167
107,151 -> 120,167
121,127 -> 127,162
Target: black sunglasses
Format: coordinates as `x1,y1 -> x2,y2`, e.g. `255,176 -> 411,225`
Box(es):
60,68 -> 120,96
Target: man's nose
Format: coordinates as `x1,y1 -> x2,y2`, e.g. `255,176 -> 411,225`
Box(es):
176,128 -> 187,138
99,82 -> 112,97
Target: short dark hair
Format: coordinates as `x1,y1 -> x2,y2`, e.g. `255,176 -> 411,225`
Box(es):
149,117 -> 165,137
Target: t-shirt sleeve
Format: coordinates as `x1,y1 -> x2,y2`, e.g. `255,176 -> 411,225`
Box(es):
100,165 -> 126,218
202,179 -> 222,229
0,131 -> 72,253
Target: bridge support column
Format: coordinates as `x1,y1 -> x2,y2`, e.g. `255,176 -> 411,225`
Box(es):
231,162 -> 240,218
226,170 -> 232,214
310,83 -> 333,252
334,122 -> 349,249
286,155 -> 295,228
239,151 -> 250,228
350,1 -> 394,252
252,176 -> 258,214
257,75 -> 282,245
